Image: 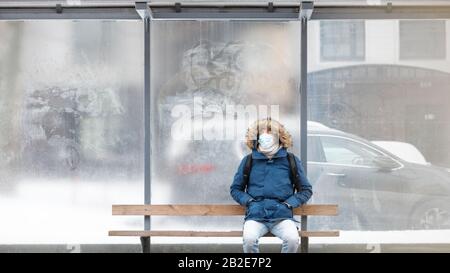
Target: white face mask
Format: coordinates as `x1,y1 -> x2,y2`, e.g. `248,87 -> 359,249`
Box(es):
258,133 -> 275,149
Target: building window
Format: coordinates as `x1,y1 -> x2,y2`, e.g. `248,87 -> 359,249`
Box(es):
400,20 -> 446,60
320,21 -> 365,62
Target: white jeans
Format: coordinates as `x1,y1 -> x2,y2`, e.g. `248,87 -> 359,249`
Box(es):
242,219 -> 300,253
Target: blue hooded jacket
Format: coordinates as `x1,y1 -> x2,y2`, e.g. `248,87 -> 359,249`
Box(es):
230,147 -> 313,223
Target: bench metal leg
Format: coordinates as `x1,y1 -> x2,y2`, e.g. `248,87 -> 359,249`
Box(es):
300,215 -> 309,253
301,237 -> 309,253
300,12 -> 310,253
140,236 -> 151,253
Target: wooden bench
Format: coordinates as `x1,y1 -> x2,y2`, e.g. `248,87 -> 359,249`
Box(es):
109,204 -> 339,253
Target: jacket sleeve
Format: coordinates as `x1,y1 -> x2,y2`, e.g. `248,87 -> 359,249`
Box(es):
230,156 -> 254,206
284,155 -> 313,208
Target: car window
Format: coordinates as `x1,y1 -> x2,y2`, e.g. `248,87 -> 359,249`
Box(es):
320,136 -> 383,167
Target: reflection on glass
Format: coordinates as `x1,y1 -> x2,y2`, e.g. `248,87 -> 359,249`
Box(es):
309,20 -> 450,232
400,20 -> 446,60
0,21 -> 143,243
320,20 -> 365,61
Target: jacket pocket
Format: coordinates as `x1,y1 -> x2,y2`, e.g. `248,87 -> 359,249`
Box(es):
246,200 -> 264,219
274,201 -> 293,219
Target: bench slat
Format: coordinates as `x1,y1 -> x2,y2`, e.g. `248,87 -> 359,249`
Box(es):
112,204 -> 338,216
108,230 -> 340,237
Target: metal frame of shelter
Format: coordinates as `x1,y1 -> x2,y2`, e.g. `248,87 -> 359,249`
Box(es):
3,1 -> 450,253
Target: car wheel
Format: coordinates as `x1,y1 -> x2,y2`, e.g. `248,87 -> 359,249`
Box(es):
409,200 -> 450,230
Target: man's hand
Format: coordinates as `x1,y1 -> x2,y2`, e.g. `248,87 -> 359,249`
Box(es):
283,202 -> 293,209
246,198 -> 256,206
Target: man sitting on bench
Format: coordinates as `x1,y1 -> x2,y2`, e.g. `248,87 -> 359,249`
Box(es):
230,118 -> 313,253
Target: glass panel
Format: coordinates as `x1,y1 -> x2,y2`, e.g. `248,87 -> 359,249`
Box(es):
309,20 -> 450,238
0,20 -> 143,244
151,21 -> 301,231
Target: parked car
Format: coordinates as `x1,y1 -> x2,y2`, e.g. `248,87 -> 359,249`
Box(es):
307,122 -> 450,230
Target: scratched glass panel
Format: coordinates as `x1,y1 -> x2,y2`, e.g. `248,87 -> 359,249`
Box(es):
0,20 -> 143,244
150,21 -> 301,231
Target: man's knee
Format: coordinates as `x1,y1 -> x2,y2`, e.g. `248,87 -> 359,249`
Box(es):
243,233 -> 260,245
283,234 -> 300,245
